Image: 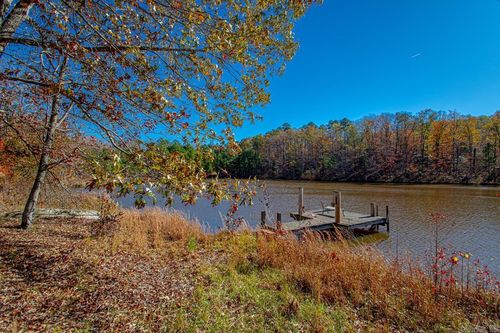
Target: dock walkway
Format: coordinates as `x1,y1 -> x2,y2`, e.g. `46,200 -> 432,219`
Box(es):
283,207 -> 388,232
260,188 -> 390,235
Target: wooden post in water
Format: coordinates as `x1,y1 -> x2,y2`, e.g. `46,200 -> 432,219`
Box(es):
298,187 -> 304,218
261,211 -> 266,228
385,205 -> 390,233
276,213 -> 282,231
370,203 -> 375,217
376,205 -> 379,216
335,191 -> 342,224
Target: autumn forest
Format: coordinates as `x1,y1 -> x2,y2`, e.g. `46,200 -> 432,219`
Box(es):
212,110 -> 499,184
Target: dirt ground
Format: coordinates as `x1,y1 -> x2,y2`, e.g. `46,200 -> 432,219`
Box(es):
0,217 -> 220,332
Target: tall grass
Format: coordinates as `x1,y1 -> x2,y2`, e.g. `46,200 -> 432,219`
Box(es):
107,208 -> 207,251
255,231 -> 499,331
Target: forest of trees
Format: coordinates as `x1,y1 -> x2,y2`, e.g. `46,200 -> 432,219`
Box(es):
210,110 -> 499,184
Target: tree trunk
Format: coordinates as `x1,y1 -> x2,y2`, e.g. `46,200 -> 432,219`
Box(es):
1,0 -> 14,24
472,147 -> 476,174
20,57 -> 66,229
0,0 -> 35,55
20,96 -> 59,229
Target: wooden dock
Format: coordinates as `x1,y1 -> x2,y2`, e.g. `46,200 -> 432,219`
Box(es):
285,207 -> 388,232
260,188 -> 390,236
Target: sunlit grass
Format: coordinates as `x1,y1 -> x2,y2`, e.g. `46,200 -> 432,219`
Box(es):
170,264 -> 354,333
254,232 -> 499,332
104,208 -> 207,252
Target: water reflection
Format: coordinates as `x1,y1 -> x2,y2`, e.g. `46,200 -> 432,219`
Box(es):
116,180 -> 500,275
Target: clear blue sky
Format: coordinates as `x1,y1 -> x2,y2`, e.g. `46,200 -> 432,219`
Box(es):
235,0 -> 500,139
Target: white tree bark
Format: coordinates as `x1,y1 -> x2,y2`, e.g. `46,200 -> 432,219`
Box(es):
0,0 -> 35,55
21,57 -> 67,229
0,0 -> 14,24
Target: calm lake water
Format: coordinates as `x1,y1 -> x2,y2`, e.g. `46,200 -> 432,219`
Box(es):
116,180 -> 500,276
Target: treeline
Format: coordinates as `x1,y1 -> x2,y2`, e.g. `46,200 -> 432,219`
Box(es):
213,110 -> 499,184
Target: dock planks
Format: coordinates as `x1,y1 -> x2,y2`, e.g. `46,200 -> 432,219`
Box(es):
260,188 -> 390,235
283,207 -> 388,233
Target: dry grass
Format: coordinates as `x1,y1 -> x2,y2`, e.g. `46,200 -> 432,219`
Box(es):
255,232 -> 499,331
106,208 -> 207,251
0,176 -> 102,215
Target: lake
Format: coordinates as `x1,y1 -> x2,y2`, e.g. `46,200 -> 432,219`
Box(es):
116,180 -> 500,276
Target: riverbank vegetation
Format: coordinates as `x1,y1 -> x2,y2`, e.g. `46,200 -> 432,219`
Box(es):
1,0 -> 498,331
209,111 -> 499,184
1,209 -> 498,332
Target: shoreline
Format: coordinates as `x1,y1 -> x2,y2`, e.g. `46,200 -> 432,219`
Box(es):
1,211 -> 498,332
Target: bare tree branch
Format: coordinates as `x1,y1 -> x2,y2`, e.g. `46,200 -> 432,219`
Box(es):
63,93 -> 132,155
0,109 -> 38,156
0,74 -> 53,87
0,36 -> 208,53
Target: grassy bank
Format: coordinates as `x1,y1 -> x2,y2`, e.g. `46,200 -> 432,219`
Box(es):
0,208 -> 498,332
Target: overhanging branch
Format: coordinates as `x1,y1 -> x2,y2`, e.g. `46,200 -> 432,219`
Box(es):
0,36 -> 208,53
0,74 -> 53,87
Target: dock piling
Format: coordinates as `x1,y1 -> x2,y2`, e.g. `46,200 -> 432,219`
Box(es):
261,211 -> 266,228
298,187 -> 304,218
276,213 -> 282,230
334,191 -> 342,224
385,205 -> 390,233
376,205 -> 379,216
370,203 -> 375,217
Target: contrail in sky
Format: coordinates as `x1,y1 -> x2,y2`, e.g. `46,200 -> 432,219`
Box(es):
410,52 -> 422,59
